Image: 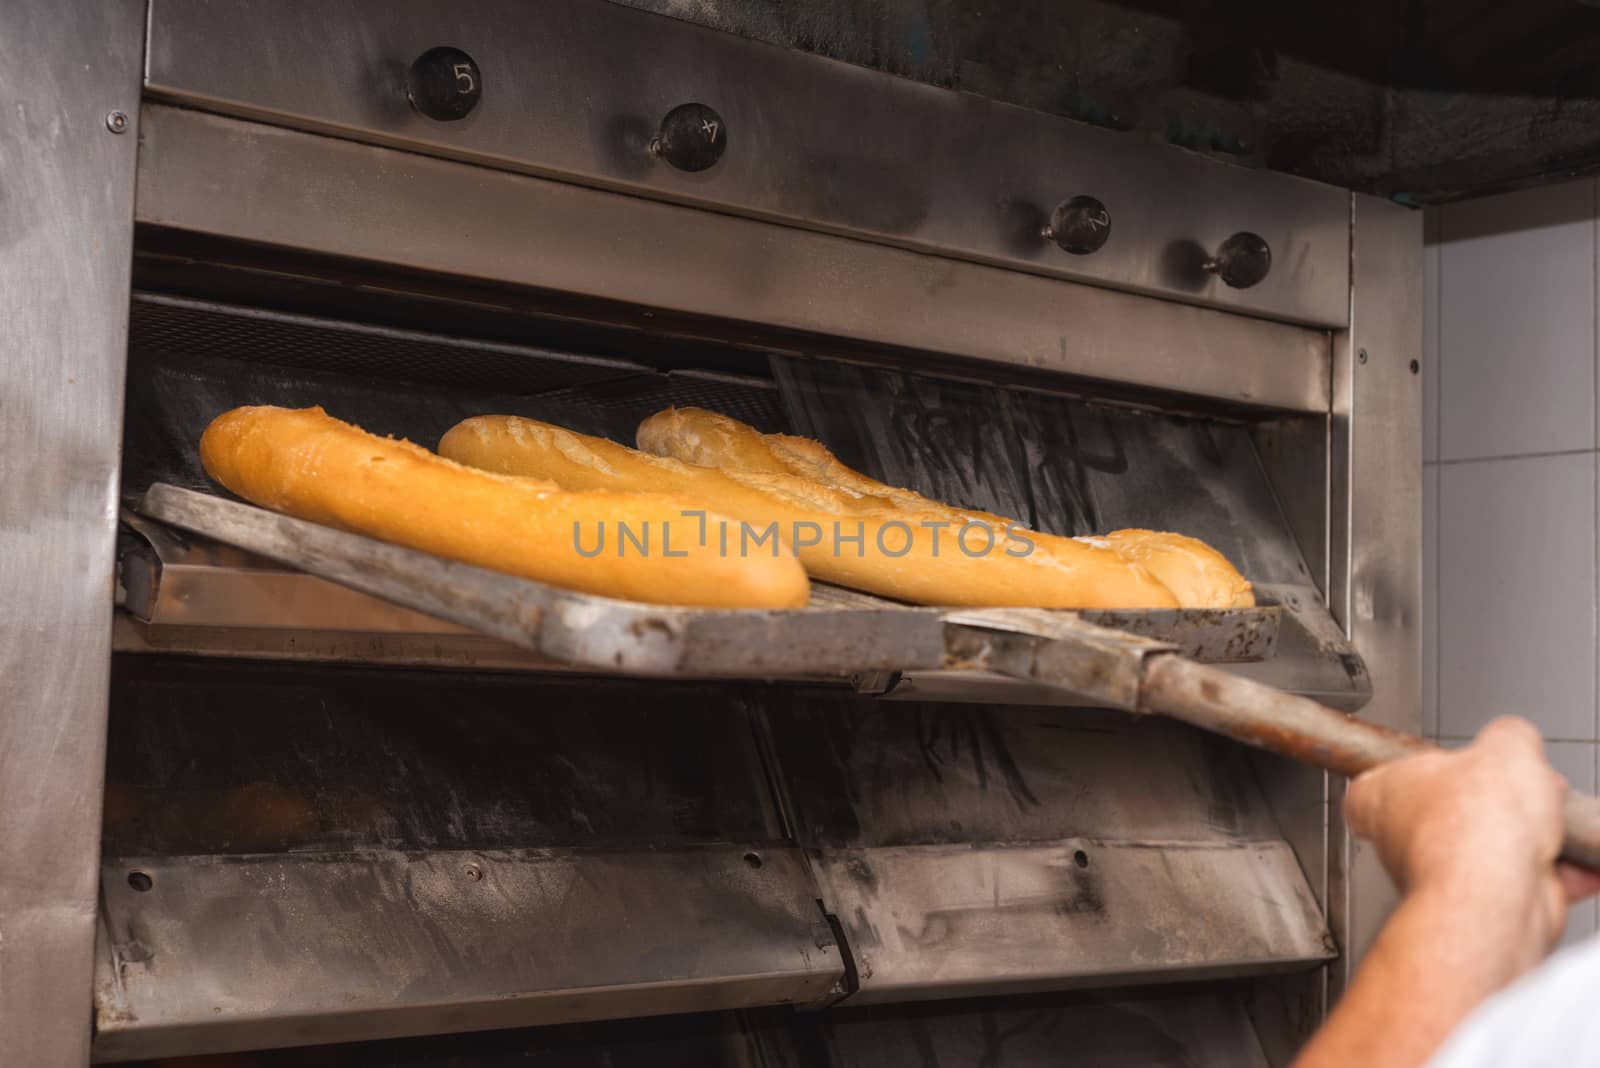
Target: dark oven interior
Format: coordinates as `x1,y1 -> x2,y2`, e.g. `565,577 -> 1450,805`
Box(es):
104,238 -> 1336,1067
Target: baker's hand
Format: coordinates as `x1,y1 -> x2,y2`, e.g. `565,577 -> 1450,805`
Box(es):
1345,717 -> 1600,967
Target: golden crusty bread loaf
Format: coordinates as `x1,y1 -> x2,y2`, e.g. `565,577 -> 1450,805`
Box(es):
635,406 -> 1254,609
439,414 -> 1180,609
199,406 -> 810,609
1091,530 -> 1256,610
636,405 -> 1014,528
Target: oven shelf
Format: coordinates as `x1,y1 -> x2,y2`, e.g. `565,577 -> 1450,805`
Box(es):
118,484 -> 1368,711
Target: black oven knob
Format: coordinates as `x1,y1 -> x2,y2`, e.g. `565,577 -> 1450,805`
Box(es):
1204,232 -> 1272,288
1042,196 -> 1111,255
649,103 -> 727,172
406,47 -> 482,122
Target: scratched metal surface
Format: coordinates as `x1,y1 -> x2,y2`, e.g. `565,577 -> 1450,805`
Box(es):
763,699 -> 1288,849
773,357 -> 1311,588
95,846 -> 842,1061
811,838 -> 1329,1002
95,664 -> 847,1057
757,696 -> 1332,1000
0,3 -> 145,1063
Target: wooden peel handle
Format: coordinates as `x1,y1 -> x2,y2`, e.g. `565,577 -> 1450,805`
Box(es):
1139,655 -> 1600,873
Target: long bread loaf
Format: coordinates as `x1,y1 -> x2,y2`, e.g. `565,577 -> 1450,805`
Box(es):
636,407 -> 1254,609
199,406 -> 810,609
439,414 -> 1180,609
1094,529 -> 1255,610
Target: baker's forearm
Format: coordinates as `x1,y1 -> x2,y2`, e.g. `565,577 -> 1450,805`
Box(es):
1292,877 -> 1541,1068
1297,721 -> 1600,1065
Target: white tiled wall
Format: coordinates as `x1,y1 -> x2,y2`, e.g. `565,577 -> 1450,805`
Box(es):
1424,181 -> 1600,944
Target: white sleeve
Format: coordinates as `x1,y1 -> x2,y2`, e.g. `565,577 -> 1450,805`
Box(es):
1425,934 -> 1600,1067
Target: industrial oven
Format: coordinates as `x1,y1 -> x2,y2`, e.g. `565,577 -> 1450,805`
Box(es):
3,1 -> 1420,1064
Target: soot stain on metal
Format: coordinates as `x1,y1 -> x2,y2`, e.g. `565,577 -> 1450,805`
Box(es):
627,616 -> 677,640
912,706 -> 947,785
911,707 -> 1041,809
1056,861 -> 1105,916
850,904 -> 883,951
842,854 -> 881,894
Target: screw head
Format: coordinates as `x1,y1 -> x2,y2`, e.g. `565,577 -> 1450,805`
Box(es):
105,110 -> 129,134
463,862 -> 483,881
1357,349 -> 1368,365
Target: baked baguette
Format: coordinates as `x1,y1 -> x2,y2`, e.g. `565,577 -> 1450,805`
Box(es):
439,414 -> 1179,609
199,406 -> 810,609
636,404 -> 1013,528
1092,529 -> 1255,610
636,406 -> 1254,609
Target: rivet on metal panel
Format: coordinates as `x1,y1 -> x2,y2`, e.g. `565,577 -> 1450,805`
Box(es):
105,110 -> 129,134
1357,348 -> 1368,365
462,862 -> 483,882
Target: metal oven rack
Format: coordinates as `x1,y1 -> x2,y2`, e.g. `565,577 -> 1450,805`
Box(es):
117,490 -> 1370,711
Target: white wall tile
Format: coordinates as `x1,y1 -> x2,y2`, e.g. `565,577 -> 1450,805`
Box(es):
1438,453 -> 1597,740
1584,741 -> 1600,948
1566,895 -> 1599,948
1438,181 -> 1596,460
1428,183 -> 1600,950
1432,740 -> 1597,945
1423,464 -> 1439,740
1545,741 -> 1596,791
1423,209 -> 1441,464
1547,742 -> 1599,947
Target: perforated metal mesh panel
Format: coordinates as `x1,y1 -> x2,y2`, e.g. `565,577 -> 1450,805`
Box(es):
129,294 -> 648,394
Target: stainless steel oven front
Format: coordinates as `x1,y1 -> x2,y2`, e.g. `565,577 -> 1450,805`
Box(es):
1,2 -> 1420,1065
